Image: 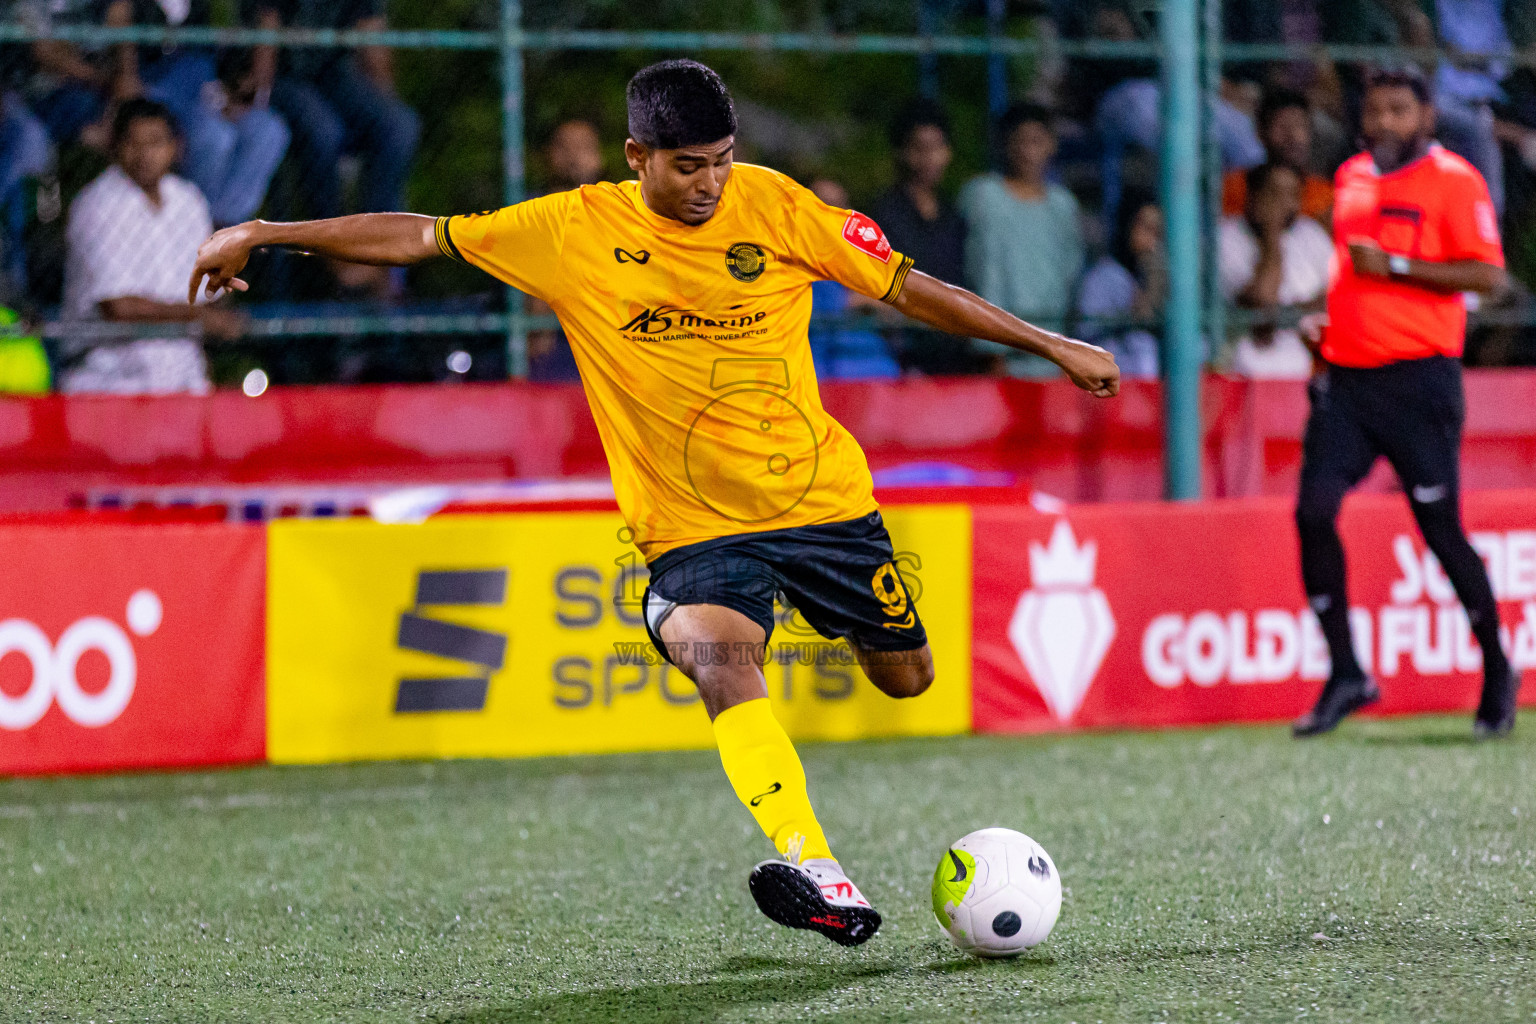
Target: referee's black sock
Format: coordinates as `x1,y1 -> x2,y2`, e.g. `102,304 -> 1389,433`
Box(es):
1296,498 -> 1366,682
1411,497 -> 1511,683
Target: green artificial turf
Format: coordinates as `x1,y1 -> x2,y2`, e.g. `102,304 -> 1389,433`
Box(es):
2,715 -> 1534,1023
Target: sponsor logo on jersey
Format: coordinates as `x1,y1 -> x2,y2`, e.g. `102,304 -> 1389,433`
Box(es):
1475,201 -> 1500,245
725,241 -> 767,282
841,212 -> 893,263
614,247 -> 651,264
618,304 -> 769,339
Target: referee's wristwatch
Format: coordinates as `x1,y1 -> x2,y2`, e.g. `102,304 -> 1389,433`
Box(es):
1388,254 -> 1412,278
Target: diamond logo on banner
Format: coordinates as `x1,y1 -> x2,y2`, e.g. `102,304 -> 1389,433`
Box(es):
1007,520 -> 1116,722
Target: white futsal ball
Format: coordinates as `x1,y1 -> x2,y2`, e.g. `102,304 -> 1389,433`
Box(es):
931,827 -> 1062,957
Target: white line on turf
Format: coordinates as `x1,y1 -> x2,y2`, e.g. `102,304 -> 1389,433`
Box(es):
0,784 -> 436,820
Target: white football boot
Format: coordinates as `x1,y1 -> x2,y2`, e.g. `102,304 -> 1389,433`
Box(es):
748,844 -> 881,946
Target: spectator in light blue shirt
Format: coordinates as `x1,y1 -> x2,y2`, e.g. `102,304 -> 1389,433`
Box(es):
1430,0 -> 1510,214
958,103 -> 1085,374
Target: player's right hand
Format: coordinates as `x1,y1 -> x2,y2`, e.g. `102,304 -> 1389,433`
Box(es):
1056,338 -> 1121,398
189,223 -> 257,303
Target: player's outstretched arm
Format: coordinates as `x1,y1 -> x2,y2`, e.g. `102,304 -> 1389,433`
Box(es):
188,214 -> 441,302
886,269 -> 1120,397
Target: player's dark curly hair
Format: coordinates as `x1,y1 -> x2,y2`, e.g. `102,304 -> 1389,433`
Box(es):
626,59 -> 738,150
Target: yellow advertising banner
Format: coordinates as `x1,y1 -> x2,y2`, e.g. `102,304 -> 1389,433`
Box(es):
266,506 -> 971,763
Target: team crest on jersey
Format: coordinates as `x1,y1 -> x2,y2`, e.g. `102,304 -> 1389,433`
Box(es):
842,212 -> 892,263
726,242 -> 767,282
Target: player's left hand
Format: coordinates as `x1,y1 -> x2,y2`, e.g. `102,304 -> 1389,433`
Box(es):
1347,237 -> 1392,278
1056,338 -> 1120,398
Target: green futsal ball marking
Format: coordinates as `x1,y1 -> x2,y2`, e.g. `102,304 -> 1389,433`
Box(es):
931,846 -> 976,927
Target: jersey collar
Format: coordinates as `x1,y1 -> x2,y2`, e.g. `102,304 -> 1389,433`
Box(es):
1366,141 -> 1441,178
624,174 -> 734,231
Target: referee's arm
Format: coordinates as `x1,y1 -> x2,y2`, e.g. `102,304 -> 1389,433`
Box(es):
1346,237 -> 1507,296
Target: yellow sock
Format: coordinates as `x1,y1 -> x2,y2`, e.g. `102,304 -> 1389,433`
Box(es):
712,698 -> 835,863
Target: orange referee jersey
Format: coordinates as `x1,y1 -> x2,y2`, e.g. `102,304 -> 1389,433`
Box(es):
436,164 -> 915,559
1323,145 -> 1503,368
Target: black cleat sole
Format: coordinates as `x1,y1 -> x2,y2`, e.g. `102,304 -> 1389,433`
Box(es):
748,861 -> 881,947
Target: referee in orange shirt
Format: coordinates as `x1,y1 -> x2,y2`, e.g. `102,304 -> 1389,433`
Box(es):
1293,68 -> 1518,738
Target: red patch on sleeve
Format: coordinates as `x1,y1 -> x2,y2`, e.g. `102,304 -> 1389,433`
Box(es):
841,212 -> 893,263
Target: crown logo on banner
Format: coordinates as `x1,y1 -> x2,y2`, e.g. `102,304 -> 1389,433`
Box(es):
1027,519 -> 1098,588
1008,520 -> 1116,723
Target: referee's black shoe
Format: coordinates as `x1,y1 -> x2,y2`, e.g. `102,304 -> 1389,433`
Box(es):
1474,668 -> 1520,740
1293,676 -> 1380,737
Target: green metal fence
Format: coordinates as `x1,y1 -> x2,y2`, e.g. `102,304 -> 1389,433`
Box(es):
3,5 -> 1524,497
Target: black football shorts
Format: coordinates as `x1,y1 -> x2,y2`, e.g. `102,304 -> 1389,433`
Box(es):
641,510 -> 928,665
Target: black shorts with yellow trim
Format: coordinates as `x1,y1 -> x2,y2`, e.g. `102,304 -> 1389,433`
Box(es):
641,510 -> 928,666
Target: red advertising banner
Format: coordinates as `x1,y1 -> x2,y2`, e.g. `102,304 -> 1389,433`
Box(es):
0,522 -> 265,774
974,490 -> 1536,733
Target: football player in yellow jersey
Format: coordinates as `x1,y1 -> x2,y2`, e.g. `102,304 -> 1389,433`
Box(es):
190,59 -> 1119,948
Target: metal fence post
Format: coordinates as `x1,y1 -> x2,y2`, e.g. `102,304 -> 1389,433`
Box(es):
986,0 -> 1007,120
1159,0 -> 1202,500
1202,0 -> 1225,378
500,0 -> 527,378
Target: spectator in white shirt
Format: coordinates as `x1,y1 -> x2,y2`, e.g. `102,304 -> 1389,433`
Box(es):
1218,161 -> 1332,380
62,98 -> 242,395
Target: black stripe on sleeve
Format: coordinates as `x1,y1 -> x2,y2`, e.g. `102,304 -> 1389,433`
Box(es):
880,255 -> 915,302
436,216 -> 467,263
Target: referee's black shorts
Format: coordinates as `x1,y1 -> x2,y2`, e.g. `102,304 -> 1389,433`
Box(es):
1298,354 -> 1465,512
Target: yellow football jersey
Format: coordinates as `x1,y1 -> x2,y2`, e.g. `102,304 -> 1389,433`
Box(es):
437,163 -> 915,560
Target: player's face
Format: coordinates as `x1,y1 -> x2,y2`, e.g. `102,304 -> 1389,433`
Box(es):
626,136 -> 735,225
116,117 -> 177,192
1361,85 -> 1434,172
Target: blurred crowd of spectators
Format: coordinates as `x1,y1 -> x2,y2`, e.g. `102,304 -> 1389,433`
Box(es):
0,0 -> 416,393
796,86 -> 1338,383
794,0 -> 1536,383
1,0 -> 1536,394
